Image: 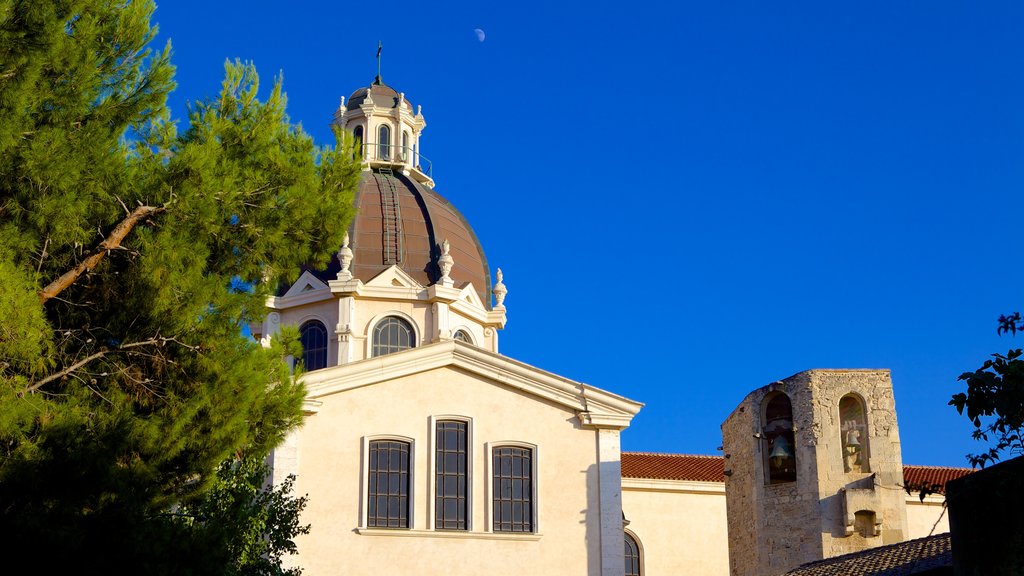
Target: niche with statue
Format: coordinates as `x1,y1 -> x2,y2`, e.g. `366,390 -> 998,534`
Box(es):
839,394 -> 870,473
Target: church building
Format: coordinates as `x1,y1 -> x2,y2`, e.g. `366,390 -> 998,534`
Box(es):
253,73 -> 970,576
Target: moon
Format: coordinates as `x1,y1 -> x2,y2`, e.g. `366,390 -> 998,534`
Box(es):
474,28 -> 485,42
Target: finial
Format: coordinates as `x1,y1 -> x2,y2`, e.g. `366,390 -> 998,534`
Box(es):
339,95 -> 345,110
374,41 -> 384,85
492,268 -> 507,308
438,239 -> 454,287
417,104 -> 422,116
337,232 -> 354,280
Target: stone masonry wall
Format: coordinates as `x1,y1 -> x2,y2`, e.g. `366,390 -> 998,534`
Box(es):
722,370 -> 907,576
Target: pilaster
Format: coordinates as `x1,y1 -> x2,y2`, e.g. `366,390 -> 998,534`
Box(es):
597,428 -> 626,576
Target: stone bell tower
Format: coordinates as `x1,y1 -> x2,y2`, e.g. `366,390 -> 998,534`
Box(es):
720,369 -> 909,576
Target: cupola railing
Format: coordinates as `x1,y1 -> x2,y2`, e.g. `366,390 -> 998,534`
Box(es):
358,142 -> 432,179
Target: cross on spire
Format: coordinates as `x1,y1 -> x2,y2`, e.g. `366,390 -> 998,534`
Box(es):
374,41 -> 383,85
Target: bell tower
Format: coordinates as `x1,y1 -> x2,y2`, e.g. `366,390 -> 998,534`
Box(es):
720,369 -> 909,576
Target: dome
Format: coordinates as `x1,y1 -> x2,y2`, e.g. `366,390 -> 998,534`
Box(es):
346,82 -> 414,113
306,170 -> 491,307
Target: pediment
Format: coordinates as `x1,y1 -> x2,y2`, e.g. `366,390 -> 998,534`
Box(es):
364,265 -> 425,290
300,341 -> 643,428
282,270 -> 330,298
456,283 -> 485,309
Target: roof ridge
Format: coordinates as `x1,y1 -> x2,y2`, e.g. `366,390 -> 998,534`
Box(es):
622,451 -> 722,458
904,463 -> 975,471
787,532 -> 950,572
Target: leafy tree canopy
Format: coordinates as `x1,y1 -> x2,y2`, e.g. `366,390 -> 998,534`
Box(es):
0,0 -> 359,570
950,313 -> 1024,468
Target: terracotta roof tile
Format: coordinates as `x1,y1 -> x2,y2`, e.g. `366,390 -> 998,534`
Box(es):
621,453 -> 974,493
902,465 -> 975,493
621,453 -> 725,482
783,533 -> 951,576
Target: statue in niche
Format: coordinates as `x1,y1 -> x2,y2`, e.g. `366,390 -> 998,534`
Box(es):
842,419 -> 864,473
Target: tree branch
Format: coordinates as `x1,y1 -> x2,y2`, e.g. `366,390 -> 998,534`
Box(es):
38,204 -> 166,304
23,336 -> 196,395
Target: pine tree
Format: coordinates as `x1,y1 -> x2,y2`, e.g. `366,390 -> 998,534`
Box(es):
0,1 -> 359,570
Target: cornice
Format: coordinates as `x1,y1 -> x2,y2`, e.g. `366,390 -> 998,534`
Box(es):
266,289 -> 333,310
301,341 -> 642,427
621,477 -> 727,495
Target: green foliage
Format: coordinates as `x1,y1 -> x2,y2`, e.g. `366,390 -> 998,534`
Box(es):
948,312 -> 1024,468
180,455 -> 310,576
951,345 -> 1024,468
0,0 -> 359,570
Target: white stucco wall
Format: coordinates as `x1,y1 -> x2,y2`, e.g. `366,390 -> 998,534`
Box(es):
905,495 -> 949,538
293,365 -> 611,576
621,480 -> 730,576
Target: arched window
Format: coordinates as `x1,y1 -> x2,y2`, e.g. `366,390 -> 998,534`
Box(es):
625,531 -> 642,576
352,125 -> 364,158
453,330 -> 473,344
435,420 -> 468,530
372,316 -> 415,357
299,320 -> 328,371
762,392 -> 796,484
367,440 -> 410,528
378,124 -> 391,160
840,394 -> 870,473
492,446 -> 533,533
401,130 -> 410,162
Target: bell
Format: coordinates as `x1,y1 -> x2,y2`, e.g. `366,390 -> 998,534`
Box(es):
846,429 -> 861,446
769,436 -> 793,468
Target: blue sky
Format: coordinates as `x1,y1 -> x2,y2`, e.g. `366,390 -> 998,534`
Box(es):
153,1 -> 1024,468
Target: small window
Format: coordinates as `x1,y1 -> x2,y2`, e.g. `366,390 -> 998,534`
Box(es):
367,440 -> 410,528
453,330 -> 472,344
372,316 -> 415,357
435,420 -> 468,530
299,320 -> 328,371
353,125 -> 363,146
402,130 -> 410,161
378,124 -> 391,160
854,510 -> 878,537
762,392 -> 796,484
492,446 -> 533,533
625,531 -> 642,576
840,394 -> 870,473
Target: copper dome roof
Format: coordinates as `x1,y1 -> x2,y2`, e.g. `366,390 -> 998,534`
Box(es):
306,170 -> 490,307
351,170 -> 491,304
346,82 -> 414,112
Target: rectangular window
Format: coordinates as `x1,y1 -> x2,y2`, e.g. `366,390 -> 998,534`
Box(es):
367,440 -> 410,528
435,421 -> 467,530
492,446 -> 533,533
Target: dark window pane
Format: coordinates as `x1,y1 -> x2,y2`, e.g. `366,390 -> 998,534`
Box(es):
368,440 -> 410,528
299,321 -> 328,371
625,533 -> 641,576
493,446 -> 533,532
434,420 -> 467,530
372,317 -> 415,357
